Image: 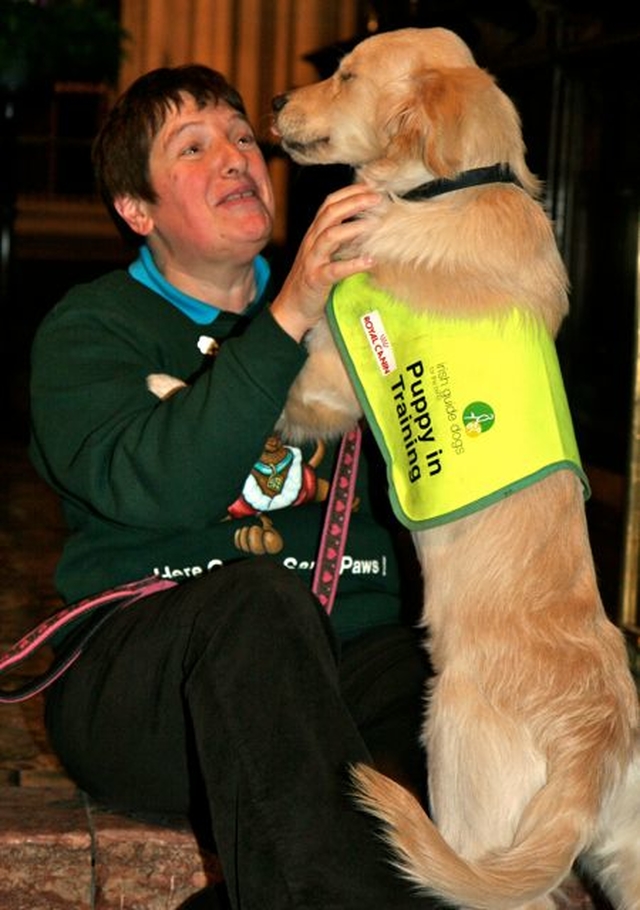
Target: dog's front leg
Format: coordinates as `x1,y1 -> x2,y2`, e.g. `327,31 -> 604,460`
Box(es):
276,316 -> 362,444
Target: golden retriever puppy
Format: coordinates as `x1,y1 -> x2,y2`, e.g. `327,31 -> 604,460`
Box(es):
272,26 -> 640,910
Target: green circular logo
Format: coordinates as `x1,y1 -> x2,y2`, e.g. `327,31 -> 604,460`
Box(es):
462,401 -> 495,437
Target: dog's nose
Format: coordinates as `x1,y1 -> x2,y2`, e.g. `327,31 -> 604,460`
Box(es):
272,93 -> 289,113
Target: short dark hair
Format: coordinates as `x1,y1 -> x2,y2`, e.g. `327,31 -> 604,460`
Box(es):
92,64 -> 247,244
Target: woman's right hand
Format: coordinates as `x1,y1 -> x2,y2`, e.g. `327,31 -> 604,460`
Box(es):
270,184 -> 381,342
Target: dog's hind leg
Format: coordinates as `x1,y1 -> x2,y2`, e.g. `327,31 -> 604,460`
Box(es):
426,672 -> 547,858
581,744 -> 640,910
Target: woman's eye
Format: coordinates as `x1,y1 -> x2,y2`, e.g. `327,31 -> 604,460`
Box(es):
237,134 -> 256,148
181,143 -> 201,157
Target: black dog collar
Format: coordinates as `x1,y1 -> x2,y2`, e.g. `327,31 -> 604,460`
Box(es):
400,164 -> 522,201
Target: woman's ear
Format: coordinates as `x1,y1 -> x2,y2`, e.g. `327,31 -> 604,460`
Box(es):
113,195 -> 154,236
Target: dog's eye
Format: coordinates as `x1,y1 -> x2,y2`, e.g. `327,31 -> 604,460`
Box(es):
338,70 -> 355,83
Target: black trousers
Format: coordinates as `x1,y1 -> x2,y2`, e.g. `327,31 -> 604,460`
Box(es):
45,558 -> 438,910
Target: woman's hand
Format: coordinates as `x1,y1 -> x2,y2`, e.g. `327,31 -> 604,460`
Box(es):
270,184 -> 381,341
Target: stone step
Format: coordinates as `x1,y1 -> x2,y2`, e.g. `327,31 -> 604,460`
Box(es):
0,784 -> 221,909
0,785 -> 610,910
0,782 -> 610,910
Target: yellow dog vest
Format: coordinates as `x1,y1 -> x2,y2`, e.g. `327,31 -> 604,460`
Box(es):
327,273 -> 589,530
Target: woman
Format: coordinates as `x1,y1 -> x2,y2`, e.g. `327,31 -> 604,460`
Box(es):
29,64 -> 438,910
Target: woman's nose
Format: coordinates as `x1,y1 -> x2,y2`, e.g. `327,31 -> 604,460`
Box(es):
220,141 -> 247,174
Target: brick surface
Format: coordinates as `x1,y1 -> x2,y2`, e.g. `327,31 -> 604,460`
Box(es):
91,806 -> 221,909
0,888 -> 90,910
0,787 -> 93,908
0,786 -> 221,910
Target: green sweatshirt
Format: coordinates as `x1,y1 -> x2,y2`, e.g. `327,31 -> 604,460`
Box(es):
29,268 -> 405,641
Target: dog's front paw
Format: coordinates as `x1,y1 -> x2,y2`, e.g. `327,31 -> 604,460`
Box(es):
146,373 -> 187,400
277,388 -> 361,444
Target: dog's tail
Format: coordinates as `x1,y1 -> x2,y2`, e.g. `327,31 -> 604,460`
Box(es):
351,762 -> 591,910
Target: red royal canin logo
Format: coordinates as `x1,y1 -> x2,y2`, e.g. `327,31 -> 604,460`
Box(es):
361,310 -> 397,376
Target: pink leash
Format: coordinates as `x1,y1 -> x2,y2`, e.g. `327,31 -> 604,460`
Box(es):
0,428 -> 361,701
311,425 -> 362,614
0,576 -> 177,703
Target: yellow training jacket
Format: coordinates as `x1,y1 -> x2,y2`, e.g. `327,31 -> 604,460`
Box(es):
327,272 -> 589,530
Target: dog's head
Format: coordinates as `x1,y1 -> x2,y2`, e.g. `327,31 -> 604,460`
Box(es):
272,27 -> 538,197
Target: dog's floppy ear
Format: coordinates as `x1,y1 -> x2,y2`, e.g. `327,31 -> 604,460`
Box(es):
375,68 -> 471,178
373,66 -> 539,196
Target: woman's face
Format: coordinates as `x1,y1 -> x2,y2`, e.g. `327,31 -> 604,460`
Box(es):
140,96 -> 275,271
